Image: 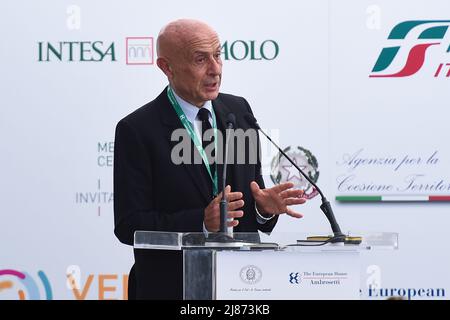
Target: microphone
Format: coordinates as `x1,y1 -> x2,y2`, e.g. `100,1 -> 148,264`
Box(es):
206,112 -> 263,246
244,113 -> 345,243
220,113 -> 236,234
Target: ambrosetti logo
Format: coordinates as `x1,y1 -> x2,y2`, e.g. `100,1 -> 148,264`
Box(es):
370,20 -> 450,78
221,40 -> 279,61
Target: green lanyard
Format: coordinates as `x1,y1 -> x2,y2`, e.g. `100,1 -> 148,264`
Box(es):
167,87 -> 218,196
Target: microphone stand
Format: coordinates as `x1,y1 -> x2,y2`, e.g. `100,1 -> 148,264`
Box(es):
246,114 -> 345,243
220,126 -> 233,234
206,114 -> 236,244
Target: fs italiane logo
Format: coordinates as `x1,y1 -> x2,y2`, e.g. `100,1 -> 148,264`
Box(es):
0,269 -> 52,300
370,20 -> 450,78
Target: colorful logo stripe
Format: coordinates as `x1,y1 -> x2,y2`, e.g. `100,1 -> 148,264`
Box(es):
37,271 -> 52,300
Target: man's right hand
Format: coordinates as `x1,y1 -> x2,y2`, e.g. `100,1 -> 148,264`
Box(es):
204,185 -> 244,232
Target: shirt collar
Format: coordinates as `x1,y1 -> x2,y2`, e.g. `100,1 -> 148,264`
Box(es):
170,87 -> 213,124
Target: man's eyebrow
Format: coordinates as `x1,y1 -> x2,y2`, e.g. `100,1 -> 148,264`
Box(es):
193,51 -> 208,55
193,47 -> 222,55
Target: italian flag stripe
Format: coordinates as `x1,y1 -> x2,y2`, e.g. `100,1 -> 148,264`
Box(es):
336,195 -> 450,202
429,196 -> 450,201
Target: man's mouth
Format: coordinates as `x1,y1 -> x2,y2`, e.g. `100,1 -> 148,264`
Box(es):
204,81 -> 219,90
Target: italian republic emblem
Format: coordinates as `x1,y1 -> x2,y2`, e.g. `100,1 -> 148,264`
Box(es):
270,146 -> 319,199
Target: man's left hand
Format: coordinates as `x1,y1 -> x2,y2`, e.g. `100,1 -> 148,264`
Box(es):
250,181 -> 306,218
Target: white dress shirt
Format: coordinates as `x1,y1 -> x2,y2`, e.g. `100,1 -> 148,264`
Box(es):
171,88 -> 213,140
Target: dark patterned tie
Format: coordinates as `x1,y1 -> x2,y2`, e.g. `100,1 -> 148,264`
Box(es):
197,108 -> 215,177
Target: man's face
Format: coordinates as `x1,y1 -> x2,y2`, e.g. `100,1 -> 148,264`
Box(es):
170,33 -> 222,107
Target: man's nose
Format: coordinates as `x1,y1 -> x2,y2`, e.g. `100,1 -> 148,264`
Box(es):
208,57 -> 222,75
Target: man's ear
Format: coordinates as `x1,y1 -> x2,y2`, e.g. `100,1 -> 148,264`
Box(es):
157,57 -> 173,78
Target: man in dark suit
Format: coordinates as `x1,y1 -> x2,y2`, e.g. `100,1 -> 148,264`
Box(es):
114,19 -> 306,299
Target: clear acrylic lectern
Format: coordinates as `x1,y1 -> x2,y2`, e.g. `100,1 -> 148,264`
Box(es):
134,231 -> 398,300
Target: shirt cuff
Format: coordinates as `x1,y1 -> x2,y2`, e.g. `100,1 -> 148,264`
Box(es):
255,204 -> 275,224
203,221 -> 210,236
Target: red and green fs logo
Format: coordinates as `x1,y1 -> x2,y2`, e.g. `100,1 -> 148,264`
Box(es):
370,20 -> 450,78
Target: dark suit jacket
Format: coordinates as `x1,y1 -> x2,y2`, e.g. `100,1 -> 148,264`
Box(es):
113,87 -> 278,299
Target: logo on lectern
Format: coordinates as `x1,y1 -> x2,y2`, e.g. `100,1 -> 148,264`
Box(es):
239,265 -> 262,284
289,272 -> 301,284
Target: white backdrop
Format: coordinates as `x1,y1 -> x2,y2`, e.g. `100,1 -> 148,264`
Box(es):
1,0 -> 449,300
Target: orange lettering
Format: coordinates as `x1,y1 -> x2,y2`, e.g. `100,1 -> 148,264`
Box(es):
98,275 -> 117,300
122,275 -> 128,300
71,274 -> 93,300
